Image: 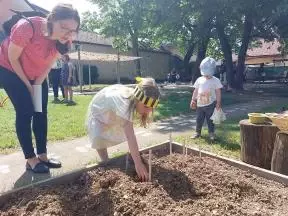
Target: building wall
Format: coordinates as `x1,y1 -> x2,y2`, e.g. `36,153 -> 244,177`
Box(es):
71,43 -> 171,83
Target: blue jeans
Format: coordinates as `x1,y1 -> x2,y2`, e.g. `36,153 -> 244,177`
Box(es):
0,31 -> 5,43
0,66 -> 48,159
50,68 -> 64,98
196,102 -> 216,134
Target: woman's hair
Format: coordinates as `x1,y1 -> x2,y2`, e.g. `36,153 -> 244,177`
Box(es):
47,4 -> 80,35
127,77 -> 160,127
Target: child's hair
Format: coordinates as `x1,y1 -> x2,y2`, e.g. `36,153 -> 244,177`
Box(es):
63,54 -> 70,61
128,77 -> 160,127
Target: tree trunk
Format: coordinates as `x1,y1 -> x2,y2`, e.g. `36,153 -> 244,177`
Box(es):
131,34 -> 141,76
192,37 -> 209,83
271,132 -> 288,175
183,43 -> 195,79
216,18 -> 234,88
240,119 -> 279,169
235,14 -> 253,90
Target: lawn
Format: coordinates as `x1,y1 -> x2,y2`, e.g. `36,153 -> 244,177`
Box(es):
175,103 -> 288,160
73,84 -> 109,92
0,86 -> 275,153
153,87 -> 249,120
0,92 -> 94,153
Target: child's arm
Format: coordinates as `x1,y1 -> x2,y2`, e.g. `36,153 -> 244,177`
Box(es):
124,121 -> 148,181
190,88 -> 198,109
216,88 -> 221,110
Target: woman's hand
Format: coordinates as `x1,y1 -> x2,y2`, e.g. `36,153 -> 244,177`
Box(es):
26,83 -> 34,96
134,160 -> 149,182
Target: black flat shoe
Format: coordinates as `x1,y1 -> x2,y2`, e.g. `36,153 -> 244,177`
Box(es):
39,158 -> 62,168
26,162 -> 49,173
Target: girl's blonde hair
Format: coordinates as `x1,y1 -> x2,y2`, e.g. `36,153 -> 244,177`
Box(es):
127,77 -> 160,127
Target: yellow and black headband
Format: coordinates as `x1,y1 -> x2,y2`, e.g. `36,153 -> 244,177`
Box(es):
133,86 -> 159,108
133,77 -> 159,108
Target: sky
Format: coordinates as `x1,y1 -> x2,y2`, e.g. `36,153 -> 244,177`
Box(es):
28,0 -> 98,15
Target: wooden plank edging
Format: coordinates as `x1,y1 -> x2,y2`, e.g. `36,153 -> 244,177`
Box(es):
0,141 -> 170,206
1,140 -> 287,206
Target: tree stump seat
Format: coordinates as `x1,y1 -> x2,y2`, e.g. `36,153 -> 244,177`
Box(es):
240,119 -> 279,169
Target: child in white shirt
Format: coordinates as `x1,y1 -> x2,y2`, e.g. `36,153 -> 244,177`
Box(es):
190,57 -> 223,141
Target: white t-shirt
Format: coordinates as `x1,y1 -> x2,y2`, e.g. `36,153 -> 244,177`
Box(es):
193,76 -> 223,107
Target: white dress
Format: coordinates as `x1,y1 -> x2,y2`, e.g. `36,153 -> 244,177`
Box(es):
86,85 -> 134,149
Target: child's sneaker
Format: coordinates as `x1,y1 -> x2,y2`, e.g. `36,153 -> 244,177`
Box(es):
190,133 -> 201,139
61,99 -> 68,104
209,133 -> 215,141
52,98 -> 61,103
67,100 -> 76,106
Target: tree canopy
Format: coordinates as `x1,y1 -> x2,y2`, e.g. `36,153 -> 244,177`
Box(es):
82,0 -> 288,89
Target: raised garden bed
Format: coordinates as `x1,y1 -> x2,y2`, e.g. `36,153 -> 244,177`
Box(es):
0,142 -> 288,215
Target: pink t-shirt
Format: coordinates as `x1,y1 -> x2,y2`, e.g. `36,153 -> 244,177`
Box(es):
0,17 -> 58,80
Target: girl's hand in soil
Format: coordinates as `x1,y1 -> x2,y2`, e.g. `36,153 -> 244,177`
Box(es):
216,102 -> 221,110
124,122 -> 148,181
135,160 -> 149,181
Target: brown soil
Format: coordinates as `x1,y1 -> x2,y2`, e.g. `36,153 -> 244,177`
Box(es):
1,152 -> 288,216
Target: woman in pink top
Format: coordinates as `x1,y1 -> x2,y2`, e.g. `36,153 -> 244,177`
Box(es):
0,4 -> 80,173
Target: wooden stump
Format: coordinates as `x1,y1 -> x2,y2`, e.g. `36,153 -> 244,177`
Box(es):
271,132 -> 288,175
240,119 -> 279,169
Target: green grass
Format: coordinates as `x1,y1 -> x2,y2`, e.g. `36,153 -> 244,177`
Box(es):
110,151 -> 127,158
175,103 -> 288,160
0,85 -> 282,154
47,96 -> 94,141
153,88 -> 249,121
73,84 -> 109,92
252,85 -> 288,98
175,120 -> 242,159
0,94 -> 94,153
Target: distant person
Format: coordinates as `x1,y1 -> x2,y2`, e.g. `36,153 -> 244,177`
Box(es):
219,60 -> 225,80
176,72 -> 180,82
86,77 -> 160,181
190,57 -> 223,141
219,60 -> 227,90
171,68 -> 177,83
61,54 -> 76,105
0,4 -> 80,173
257,63 -> 266,82
50,58 -> 65,103
167,72 -> 171,83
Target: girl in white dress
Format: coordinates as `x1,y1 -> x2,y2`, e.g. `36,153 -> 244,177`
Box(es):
86,77 -> 160,181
